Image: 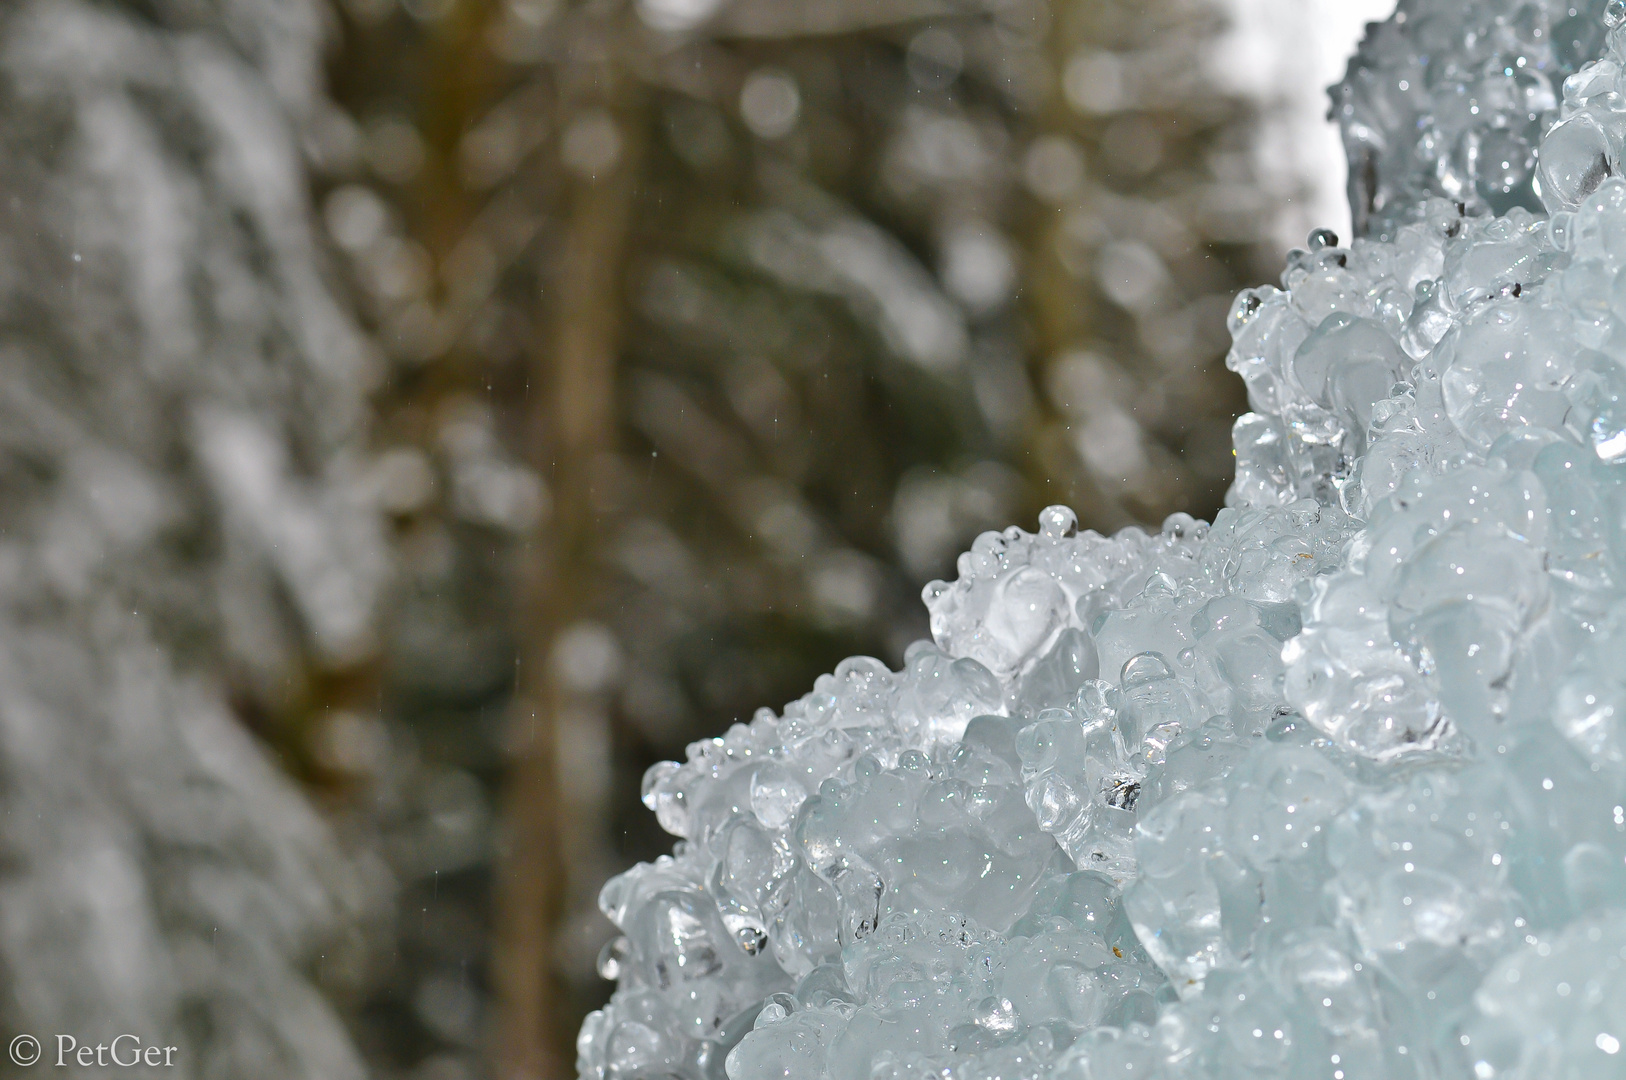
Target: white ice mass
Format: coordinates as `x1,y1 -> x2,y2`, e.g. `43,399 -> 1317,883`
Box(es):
578,2 -> 1626,1079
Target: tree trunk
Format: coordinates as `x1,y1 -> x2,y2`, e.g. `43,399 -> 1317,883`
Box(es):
495,86 -> 641,1080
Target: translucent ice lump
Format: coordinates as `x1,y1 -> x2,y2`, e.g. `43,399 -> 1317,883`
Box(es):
580,9 -> 1626,1080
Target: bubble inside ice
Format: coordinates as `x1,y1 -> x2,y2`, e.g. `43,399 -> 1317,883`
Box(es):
580,7 -> 1626,1080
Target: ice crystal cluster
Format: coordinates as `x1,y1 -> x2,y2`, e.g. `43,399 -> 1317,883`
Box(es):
1335,0 -> 1610,240
580,6 -> 1626,1080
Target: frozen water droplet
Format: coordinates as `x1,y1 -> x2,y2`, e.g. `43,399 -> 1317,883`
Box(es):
1121,651 -> 1173,687
1539,114 -> 1614,211
982,566 -> 1066,674
1038,504 -> 1078,540
735,926 -> 769,955
597,935 -> 630,980
1549,210 -> 1577,251
1592,403 -> 1626,462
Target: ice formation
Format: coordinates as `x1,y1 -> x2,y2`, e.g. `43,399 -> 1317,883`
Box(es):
581,6 -> 1626,1080
1335,0 -> 1610,240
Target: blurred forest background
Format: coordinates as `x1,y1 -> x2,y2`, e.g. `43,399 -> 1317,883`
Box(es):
0,0 -> 1383,1078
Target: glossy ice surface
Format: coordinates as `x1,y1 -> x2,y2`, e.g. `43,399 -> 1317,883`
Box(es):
580,7 -> 1626,1080
1333,0 -> 1609,240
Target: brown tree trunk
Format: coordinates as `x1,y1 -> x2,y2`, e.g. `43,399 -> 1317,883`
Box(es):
494,87 -> 641,1080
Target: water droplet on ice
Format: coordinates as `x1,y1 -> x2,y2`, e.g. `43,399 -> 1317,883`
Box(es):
1121,651 -> 1174,687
